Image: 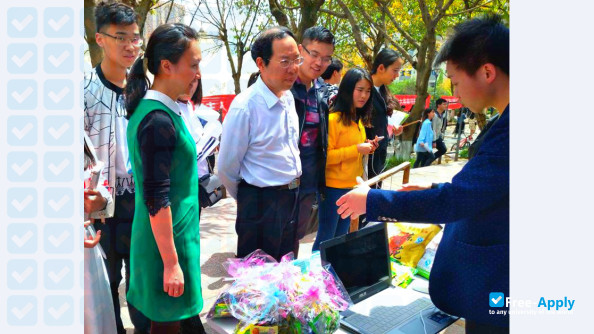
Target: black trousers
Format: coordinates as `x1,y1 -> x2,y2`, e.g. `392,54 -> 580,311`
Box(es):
95,191 -> 150,334
294,191 -> 316,257
414,151 -> 435,168
235,180 -> 298,261
433,138 -> 447,160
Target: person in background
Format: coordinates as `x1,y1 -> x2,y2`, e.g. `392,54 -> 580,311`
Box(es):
312,68 -> 378,251
413,108 -> 435,168
336,15 -> 510,332
367,49 -> 404,181
124,23 -> 206,334
218,27 -> 302,261
431,98 -> 448,163
320,58 -> 343,86
83,2 -> 149,332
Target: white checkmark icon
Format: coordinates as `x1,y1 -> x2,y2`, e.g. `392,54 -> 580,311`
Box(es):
11,230 -> 34,248
11,87 -> 34,104
11,159 -> 34,176
48,87 -> 70,103
11,303 -> 34,320
48,15 -> 70,31
11,195 -> 33,212
48,231 -> 70,247
48,302 -> 70,319
48,123 -> 70,139
492,296 -> 502,304
12,123 -> 34,140
12,51 -> 34,68
11,15 -> 33,31
48,159 -> 70,175
48,195 -> 70,212
48,51 -> 70,67
48,266 -> 70,283
11,267 -> 34,283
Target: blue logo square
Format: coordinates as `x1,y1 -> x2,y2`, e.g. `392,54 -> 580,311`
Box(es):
7,116 -> 38,146
7,188 -> 37,218
489,292 -> 505,307
44,152 -> 73,182
44,188 -> 74,218
7,152 -> 37,182
44,44 -> 73,74
44,224 -> 74,254
8,44 -> 37,74
44,260 -> 73,290
7,80 -> 37,110
7,260 -> 37,290
7,8 -> 37,38
44,79 -> 74,110
7,295 -> 37,326
44,295 -> 73,326
44,8 -> 73,38
44,115 -> 74,146
7,224 -> 38,254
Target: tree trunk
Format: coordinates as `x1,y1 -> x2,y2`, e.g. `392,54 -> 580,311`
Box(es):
84,0 -> 103,67
296,1 -> 322,41
395,140 -> 413,160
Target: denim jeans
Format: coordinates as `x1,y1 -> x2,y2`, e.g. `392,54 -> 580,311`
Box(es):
312,187 -> 351,251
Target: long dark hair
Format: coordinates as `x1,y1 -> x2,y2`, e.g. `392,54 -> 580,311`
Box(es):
125,23 -> 199,117
371,48 -> 402,116
421,108 -> 434,122
332,68 -> 373,127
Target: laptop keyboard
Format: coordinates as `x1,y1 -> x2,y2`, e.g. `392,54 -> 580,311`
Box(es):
346,298 -> 433,333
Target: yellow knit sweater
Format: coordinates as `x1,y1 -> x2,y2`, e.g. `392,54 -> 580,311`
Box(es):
326,111 -> 367,188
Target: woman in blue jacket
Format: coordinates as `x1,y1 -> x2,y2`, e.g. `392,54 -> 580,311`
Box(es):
413,108 -> 435,168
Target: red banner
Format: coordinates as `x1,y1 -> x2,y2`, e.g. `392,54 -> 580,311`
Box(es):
394,95 -> 431,111
201,94 -> 236,121
440,96 -> 462,110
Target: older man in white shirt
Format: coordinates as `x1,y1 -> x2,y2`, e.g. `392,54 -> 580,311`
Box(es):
219,26 -> 303,261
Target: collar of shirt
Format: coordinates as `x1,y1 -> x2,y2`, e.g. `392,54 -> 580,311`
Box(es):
293,76 -> 321,101
254,76 -> 292,110
145,90 -> 183,116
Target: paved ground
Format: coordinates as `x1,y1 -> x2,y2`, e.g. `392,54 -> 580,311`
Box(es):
116,156 -> 469,333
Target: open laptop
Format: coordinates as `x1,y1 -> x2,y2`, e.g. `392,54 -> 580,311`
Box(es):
320,223 -> 457,334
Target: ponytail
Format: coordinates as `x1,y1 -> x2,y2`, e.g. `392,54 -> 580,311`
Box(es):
124,56 -> 150,118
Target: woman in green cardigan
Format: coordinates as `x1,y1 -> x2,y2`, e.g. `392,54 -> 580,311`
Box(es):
123,23 -> 204,334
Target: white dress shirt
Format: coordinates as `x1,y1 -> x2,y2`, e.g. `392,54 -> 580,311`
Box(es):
219,76 -> 302,199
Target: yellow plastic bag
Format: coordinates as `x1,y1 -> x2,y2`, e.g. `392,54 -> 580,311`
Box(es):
387,223 -> 441,267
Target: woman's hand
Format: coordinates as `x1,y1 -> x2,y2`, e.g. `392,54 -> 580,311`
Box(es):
84,189 -> 107,213
83,220 -> 102,248
163,263 -> 185,298
357,143 -> 374,155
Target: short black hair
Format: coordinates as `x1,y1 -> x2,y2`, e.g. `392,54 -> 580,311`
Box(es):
434,14 -> 509,76
436,98 -> 447,106
251,26 -> 295,66
321,59 -> 343,80
95,1 -> 138,33
302,26 -> 335,46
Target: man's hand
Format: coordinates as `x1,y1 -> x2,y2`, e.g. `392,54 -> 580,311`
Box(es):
163,263 -> 184,298
83,220 -> 102,248
84,189 -> 107,213
336,177 -> 370,219
432,142 -> 437,148
398,182 -> 432,192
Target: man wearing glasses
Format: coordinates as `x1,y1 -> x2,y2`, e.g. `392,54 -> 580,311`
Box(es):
219,27 -> 303,261
83,1 -> 149,333
289,26 -> 336,257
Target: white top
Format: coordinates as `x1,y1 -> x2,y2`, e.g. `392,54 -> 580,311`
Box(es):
178,101 -> 211,178
218,76 -> 302,199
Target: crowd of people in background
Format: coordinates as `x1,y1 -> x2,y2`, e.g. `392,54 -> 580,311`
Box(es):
83,1 -> 509,333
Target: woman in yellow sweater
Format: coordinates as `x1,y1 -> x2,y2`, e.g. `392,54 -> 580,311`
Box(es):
312,68 -> 379,251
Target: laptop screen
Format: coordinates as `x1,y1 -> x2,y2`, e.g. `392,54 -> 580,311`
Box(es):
321,224 -> 391,295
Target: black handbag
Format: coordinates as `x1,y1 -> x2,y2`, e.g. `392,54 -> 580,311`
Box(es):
198,174 -> 224,208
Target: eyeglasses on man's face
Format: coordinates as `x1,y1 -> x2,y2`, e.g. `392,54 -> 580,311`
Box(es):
100,32 -> 143,47
268,56 -> 305,68
302,44 -> 332,65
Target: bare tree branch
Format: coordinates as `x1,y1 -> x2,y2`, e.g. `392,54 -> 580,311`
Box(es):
373,0 -> 420,49
319,8 -> 346,18
444,0 -> 492,17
